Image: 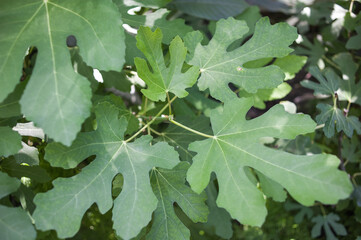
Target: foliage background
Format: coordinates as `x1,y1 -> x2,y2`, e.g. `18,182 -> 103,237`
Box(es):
0,0 -> 360,239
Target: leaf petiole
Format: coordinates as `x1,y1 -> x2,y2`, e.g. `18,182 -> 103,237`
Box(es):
125,96 -> 177,143
168,118 -> 214,139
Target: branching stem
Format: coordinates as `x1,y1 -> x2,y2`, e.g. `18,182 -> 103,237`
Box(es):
125,96 -> 177,143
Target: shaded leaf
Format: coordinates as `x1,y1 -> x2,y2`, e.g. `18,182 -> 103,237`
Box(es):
33,102 -> 179,239
148,162 -> 209,239
1,157 -> 50,183
135,27 -> 199,101
284,200 -> 313,224
311,213 -> 347,240
0,0 -> 125,145
342,135 -> 361,163
171,0 -> 249,20
203,179 -> 233,239
0,81 -> 26,118
301,67 -> 340,96
238,82 -> 292,109
154,116 -> 211,162
187,17 -> 297,102
187,97 -> 352,226
316,103 -> 361,138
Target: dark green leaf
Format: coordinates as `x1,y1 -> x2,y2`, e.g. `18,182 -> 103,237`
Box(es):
148,162 -> 209,239
311,213 -> 347,240
171,0 -> 249,20
0,171 -> 21,199
301,67 -> 340,96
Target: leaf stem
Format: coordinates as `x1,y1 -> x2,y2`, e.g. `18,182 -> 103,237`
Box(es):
166,91 -> 172,116
319,204 -> 327,216
349,0 -> 355,13
149,127 -> 163,136
125,96 -> 177,143
169,118 -> 214,139
322,56 -> 340,70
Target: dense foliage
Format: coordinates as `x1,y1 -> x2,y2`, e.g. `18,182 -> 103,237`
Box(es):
0,0 -> 360,239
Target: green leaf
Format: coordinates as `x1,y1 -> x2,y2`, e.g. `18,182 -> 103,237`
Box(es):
342,135 -> 361,163
295,37 -> 325,67
0,126 -> 22,157
273,55 -> 307,80
256,170 -> 287,202
183,86 -> 222,117
97,95 -> 139,135
135,27 -> 199,101
346,25 -> 361,50
33,102 -> 179,239
186,97 -> 352,226
187,17 -> 297,102
171,0 -> 249,20
0,171 -> 20,199
148,162 -> 209,239
238,82 -> 292,109
301,67 -> 340,96
333,52 -> 361,106
316,103 -> 361,138
311,213 -> 347,240
0,205 -> 36,240
203,180 -> 233,239
0,0 -> 125,145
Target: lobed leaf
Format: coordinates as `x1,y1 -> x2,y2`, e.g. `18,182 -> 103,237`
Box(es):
316,103 -> 361,138
33,102 -> 180,239
148,162 -> 209,240
187,97 -> 353,226
186,17 -> 298,102
301,66 -> 340,96
0,0 -> 125,145
135,27 -> 199,101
